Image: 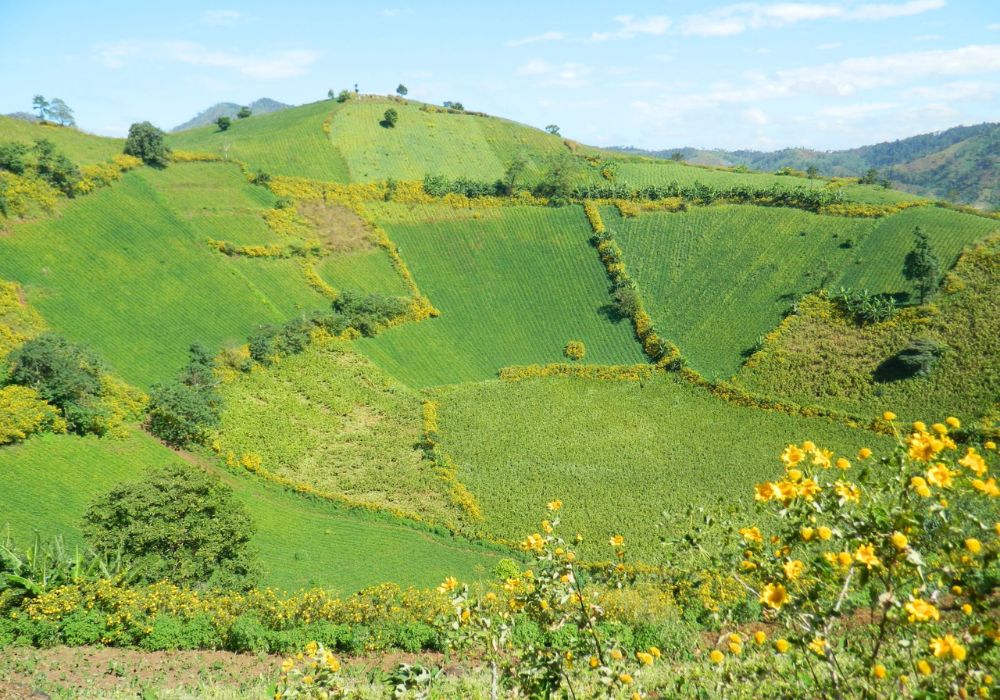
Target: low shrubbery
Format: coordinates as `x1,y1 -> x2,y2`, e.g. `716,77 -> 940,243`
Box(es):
146,343 -> 221,447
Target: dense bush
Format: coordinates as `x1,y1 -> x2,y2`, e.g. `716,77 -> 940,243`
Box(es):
123,121 -> 170,167
5,333 -> 104,434
81,463 -> 260,590
32,139 -> 80,196
331,290 -> 410,337
882,337 -> 944,380
831,287 -> 897,324
146,343 -> 221,447
0,142 -> 28,175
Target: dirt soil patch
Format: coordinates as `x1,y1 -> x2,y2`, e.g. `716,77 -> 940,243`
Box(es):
297,202 -> 374,253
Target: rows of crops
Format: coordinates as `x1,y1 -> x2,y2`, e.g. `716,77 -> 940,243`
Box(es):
357,204 -> 645,387
0,164 -> 326,386
168,101 -> 351,182
0,430 -> 499,592
316,249 -> 411,297
217,340 -> 464,525
434,373 -> 888,562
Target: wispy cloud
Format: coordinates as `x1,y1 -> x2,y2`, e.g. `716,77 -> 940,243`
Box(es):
507,31 -> 565,47
591,15 -> 671,41
517,59 -> 551,76
95,40 -> 321,79
816,102 -> 896,118
906,80 -> 1000,100
680,0 -> 945,37
516,59 -> 591,87
200,10 -> 246,26
743,107 -> 770,125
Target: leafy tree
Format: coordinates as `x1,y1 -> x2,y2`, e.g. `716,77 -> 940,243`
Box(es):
124,121 -> 170,168
215,116 -> 231,131
502,154 -> 528,194
331,290 -> 410,337
544,124 -> 560,135
146,344 -> 221,448
82,464 -> 260,590
33,139 -> 80,195
669,152 -> 685,162
382,108 -> 399,128
327,89 -> 335,99
534,152 -> 579,201
611,285 -> 641,319
902,226 -> 940,304
47,98 -> 75,126
0,143 -> 29,175
236,106 -> 252,119
336,89 -> 352,103
396,84 -> 408,96
859,167 -> 879,185
32,95 -> 49,120
806,165 -> 819,179
6,332 -> 103,433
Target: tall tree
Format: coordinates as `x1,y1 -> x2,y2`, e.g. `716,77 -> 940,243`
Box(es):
124,121 -> 170,167
502,154 -> 528,194
903,226 -> 941,304
32,95 -> 49,120
236,106 -> 252,119
396,83 -> 408,96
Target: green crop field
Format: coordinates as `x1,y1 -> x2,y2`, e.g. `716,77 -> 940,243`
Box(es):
358,204 -> 646,387
0,116 -> 123,165
217,339 -> 464,526
168,100 -> 351,182
434,373 -> 889,562
0,430 -> 500,593
316,249 -> 411,297
607,204 -> 997,380
328,100 -> 566,182
613,159 -> 820,190
0,163 -> 326,387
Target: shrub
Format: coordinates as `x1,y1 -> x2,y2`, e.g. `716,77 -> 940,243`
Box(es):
32,139 -> 80,196
215,116 -> 231,131
0,142 -> 28,175
6,333 -> 104,434
382,108 -> 399,128
123,121 -> 170,167
146,380 -> 219,446
831,287 -> 897,324
0,384 -> 65,444
563,340 -> 585,361
82,463 -> 260,591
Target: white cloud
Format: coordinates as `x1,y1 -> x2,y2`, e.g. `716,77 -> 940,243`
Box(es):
507,31 -> 565,47
517,59 -> 551,76
201,10 -> 245,26
989,23 -> 1000,31
592,15 -> 670,41
743,106 -> 770,124
906,80 -> 1000,100
95,40 -> 321,79
680,0 -> 945,37
816,102 -> 895,118
912,34 -> 940,41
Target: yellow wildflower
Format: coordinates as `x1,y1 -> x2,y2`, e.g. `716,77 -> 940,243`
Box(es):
818,526 -> 833,540
908,430 -> 945,462
855,543 -> 881,569
281,658 -> 294,673
905,598 -> 940,623
873,664 -> 887,679
946,416 -> 961,428
798,479 -> 821,500
609,534 -> 625,548
883,411 -> 897,421
753,631 -> 767,645
781,444 -> 804,468
610,648 -> 624,661
709,650 -> 725,664
985,440 -> 997,450
522,533 -> 546,553
911,476 -> 932,498
547,499 -> 562,511
783,560 -> 805,580
926,462 -> 957,488
739,526 -> 763,543
917,660 -> 932,676
930,635 -> 967,661
836,457 -> 851,470
959,448 -> 988,477
914,421 -> 927,432
759,582 -> 788,610
541,520 -> 553,534
800,527 -> 814,542
648,646 -> 661,658
589,656 -> 600,668
774,639 -> 790,653
755,482 -> 777,502
962,603 -> 973,615
835,480 -> 861,504
965,538 -> 982,554
618,673 -> 633,685
437,577 -> 459,594
802,440 -> 816,452
891,532 -> 908,550
305,641 -> 318,656
808,638 -> 827,656
971,477 -> 999,497
858,447 -> 872,460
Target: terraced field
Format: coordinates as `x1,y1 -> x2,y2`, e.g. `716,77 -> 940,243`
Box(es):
434,373 -> 889,561
358,204 -> 646,387
168,100 -> 350,182
0,164 -> 325,386
608,203 -> 997,379
0,430 -> 500,592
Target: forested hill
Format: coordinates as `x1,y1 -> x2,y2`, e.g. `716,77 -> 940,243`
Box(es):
615,122 -> 1000,209
171,97 -> 290,131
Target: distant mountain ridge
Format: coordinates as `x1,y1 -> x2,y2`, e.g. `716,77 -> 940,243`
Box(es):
613,122 -> 1000,209
171,98 -> 292,132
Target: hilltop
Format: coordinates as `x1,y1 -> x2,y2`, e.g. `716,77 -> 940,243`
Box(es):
171,97 -> 291,132
616,121 -> 1000,208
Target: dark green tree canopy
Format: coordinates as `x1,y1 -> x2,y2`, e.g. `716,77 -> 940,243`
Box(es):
33,138 -> 81,195
396,84 -> 408,96
903,226 -> 941,304
124,121 -> 170,167
0,142 -> 29,175
545,124 -> 560,135
382,108 -> 399,128
146,343 -> 221,448
32,95 -> 49,120
236,106 -> 252,119
215,116 -> 232,131
82,464 -> 260,590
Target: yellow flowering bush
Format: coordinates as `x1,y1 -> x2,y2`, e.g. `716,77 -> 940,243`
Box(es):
0,385 -> 66,444
704,414 -> 998,698
275,640 -> 347,699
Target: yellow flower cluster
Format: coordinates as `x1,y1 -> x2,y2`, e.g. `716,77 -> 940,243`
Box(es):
0,384 -> 66,444
583,200 -> 605,234
498,363 -> 655,382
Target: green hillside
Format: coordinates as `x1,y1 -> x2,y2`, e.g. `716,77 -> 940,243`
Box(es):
608,203 -> 997,379
0,429 -> 500,593
358,204 -> 646,387
0,163 -> 326,387
0,115 -> 123,165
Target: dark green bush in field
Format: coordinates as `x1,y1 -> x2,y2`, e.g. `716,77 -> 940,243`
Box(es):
123,121 -> 170,168
0,142 -> 29,175
146,343 -> 221,447
33,139 -> 81,196
82,463 -> 260,591
6,333 -> 104,434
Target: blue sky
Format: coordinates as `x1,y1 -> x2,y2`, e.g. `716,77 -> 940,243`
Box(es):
1,0 -> 998,150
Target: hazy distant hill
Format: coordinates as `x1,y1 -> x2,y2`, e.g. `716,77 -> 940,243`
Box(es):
614,122 -> 1000,208
171,97 -> 291,132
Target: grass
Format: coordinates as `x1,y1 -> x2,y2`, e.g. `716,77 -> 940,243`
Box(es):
0,429 -> 502,593
316,249 -> 411,297
732,235 -> 1000,425
167,100 -> 350,182
0,163 -> 326,387
217,339 -> 465,526
357,204 -> 646,387
0,116 -> 123,166
607,203 -> 998,380
434,373 -> 888,562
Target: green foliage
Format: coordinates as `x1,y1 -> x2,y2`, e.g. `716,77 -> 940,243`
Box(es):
215,116 -> 231,132
396,84 -> 408,97
82,463 -> 261,590
331,290 -> 410,337
237,106 -> 252,119
0,142 -> 29,175
881,337 -> 944,380
32,139 -> 80,196
434,373 -> 886,561
0,532 -> 125,605
903,225 -> 941,304
563,340 -> 585,361
544,124 -> 560,135
831,287 -> 897,324
124,121 -> 170,167
46,98 -> 75,127
5,333 -> 104,434
358,204 -> 644,387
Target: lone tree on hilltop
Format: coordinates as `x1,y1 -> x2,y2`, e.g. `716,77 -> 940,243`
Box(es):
32,95 -> 49,120
903,226 -> 940,305
124,121 -> 170,168
47,98 -> 75,126
545,124 -> 560,135
396,84 -> 408,96
237,106 -> 252,119
382,108 -> 399,128
216,116 -> 232,131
